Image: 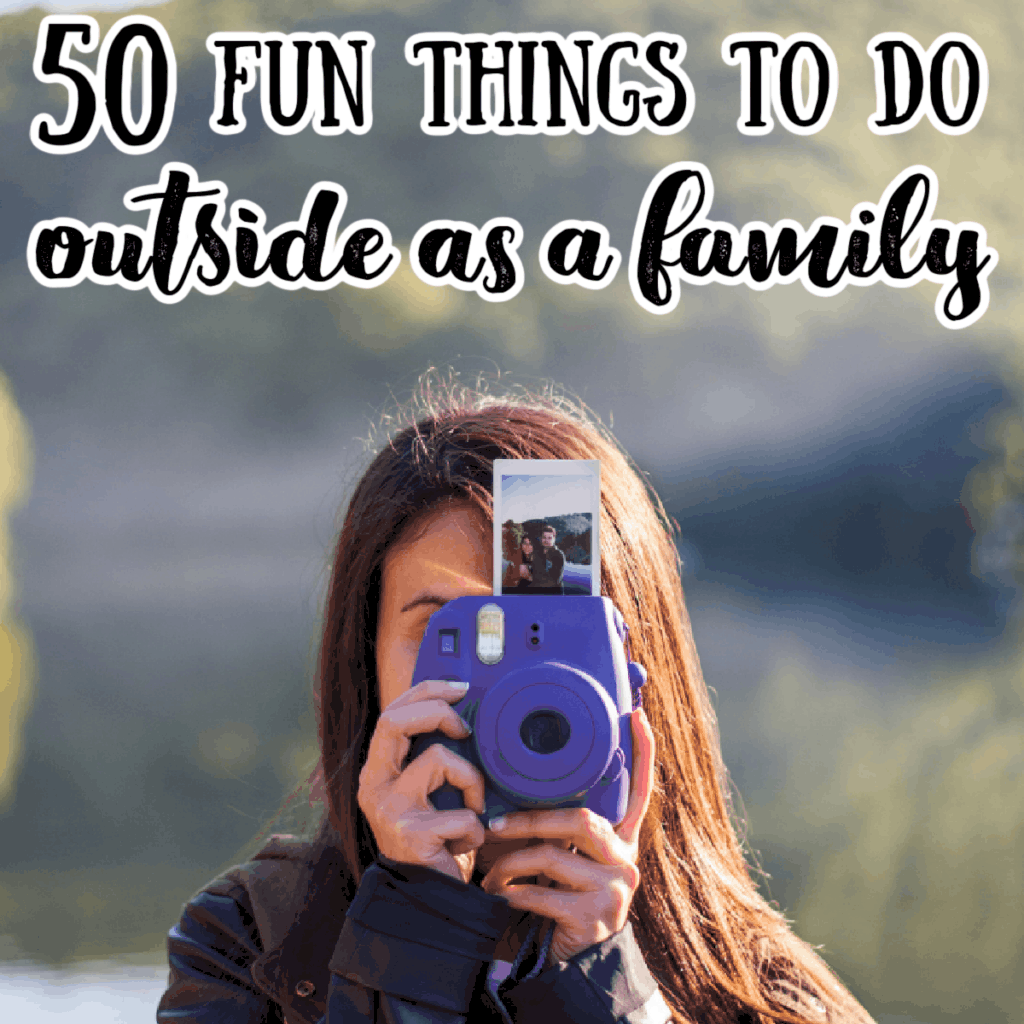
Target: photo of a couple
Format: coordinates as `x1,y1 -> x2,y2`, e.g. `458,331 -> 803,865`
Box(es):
501,519 -> 589,595
495,461 -> 599,596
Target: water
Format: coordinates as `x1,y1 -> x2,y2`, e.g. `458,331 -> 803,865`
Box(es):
0,962 -> 935,1023
0,962 -> 167,1024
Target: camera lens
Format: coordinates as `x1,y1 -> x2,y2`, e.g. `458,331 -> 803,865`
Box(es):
477,663 -> 618,803
519,710 -> 571,755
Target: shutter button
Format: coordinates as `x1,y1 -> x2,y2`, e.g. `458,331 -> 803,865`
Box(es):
294,980 -> 316,998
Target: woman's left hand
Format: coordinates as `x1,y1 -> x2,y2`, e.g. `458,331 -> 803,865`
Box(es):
480,708 -> 656,963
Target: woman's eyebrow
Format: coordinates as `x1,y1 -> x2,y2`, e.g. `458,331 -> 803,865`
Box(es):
400,593 -> 451,614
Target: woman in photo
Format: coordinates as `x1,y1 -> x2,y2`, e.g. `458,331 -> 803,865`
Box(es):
516,534 -> 534,589
157,377 -> 875,1024
501,529 -> 533,592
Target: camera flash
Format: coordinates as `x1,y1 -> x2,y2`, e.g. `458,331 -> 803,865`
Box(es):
476,603 -> 505,664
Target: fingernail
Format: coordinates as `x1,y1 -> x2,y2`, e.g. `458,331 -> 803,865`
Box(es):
448,680 -> 469,690
489,816 -> 507,832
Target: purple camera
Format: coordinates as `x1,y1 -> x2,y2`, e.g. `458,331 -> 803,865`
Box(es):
408,596 -> 647,828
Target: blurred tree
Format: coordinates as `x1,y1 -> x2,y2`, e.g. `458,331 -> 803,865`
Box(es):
0,371 -> 34,811
736,403 -> 1024,1020
963,406 -> 1024,592
748,650 -> 1024,1022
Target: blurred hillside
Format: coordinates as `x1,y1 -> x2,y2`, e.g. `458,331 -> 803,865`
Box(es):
0,2 -> 1022,1023
0,372 -> 34,810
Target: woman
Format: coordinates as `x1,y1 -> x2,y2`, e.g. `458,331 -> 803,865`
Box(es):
517,534 -> 534,588
502,533 -> 534,591
158,378 -> 875,1024
500,529 -> 533,591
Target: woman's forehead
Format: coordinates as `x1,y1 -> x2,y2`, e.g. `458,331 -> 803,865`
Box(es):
393,500 -> 488,547
385,504 -> 490,574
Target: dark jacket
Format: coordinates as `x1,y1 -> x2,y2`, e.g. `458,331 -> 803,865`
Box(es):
157,822 -> 670,1024
530,545 -> 565,592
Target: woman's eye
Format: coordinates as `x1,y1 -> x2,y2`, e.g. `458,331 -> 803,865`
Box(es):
408,617 -> 433,650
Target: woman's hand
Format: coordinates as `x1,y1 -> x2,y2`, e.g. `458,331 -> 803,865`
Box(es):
518,564 -> 531,580
480,708 -> 656,963
357,679 -> 485,882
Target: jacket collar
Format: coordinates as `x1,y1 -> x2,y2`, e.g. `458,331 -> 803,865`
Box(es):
250,818 -> 354,1024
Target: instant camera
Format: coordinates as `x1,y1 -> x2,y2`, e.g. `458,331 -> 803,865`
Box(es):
408,460 -> 647,827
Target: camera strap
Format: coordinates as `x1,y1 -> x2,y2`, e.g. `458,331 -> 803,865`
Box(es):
493,912 -> 555,1015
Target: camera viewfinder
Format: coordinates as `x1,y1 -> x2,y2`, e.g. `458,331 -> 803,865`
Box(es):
438,629 -> 459,656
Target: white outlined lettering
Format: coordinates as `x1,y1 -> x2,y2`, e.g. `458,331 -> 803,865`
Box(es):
411,218 -> 525,301
867,32 -> 988,136
404,32 -> 693,136
539,220 -> 621,289
27,162 -> 399,302
31,15 -> 176,154
207,31 -> 373,136
722,32 -> 837,136
629,162 -> 998,330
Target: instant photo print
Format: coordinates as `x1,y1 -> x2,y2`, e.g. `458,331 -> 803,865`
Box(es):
493,459 -> 601,597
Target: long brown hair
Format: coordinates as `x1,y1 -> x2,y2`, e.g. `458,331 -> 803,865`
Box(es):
316,373 -> 873,1024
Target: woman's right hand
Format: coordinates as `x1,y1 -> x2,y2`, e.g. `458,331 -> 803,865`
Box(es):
357,679 -> 486,882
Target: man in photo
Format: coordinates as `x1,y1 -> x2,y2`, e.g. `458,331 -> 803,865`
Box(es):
530,524 -> 565,595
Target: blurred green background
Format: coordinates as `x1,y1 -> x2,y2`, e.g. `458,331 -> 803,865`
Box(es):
0,1 -> 1021,1022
